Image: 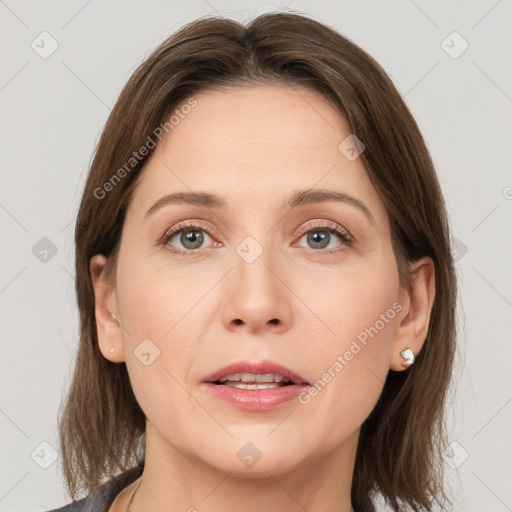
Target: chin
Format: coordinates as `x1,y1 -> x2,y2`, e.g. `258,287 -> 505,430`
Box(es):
213,456 -> 306,479
197,437 -> 313,478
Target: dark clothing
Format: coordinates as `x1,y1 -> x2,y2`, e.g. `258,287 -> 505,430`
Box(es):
43,461 -> 144,512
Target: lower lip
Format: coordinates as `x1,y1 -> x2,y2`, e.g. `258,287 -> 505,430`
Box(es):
203,383 -> 309,411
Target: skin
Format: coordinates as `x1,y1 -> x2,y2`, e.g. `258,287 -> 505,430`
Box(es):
90,84 -> 435,512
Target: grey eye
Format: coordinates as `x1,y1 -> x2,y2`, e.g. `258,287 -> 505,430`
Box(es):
297,230 -> 343,250
307,231 -> 330,249
169,229 -> 212,250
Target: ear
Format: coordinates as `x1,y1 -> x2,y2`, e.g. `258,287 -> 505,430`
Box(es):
390,256 -> 435,371
90,254 -> 125,363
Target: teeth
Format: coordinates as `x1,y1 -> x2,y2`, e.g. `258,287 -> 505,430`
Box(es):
218,373 -> 291,384
223,382 -> 282,390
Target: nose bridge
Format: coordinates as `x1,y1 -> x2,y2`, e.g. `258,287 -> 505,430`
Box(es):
221,228 -> 292,332
231,206 -> 280,285
234,231 -> 281,301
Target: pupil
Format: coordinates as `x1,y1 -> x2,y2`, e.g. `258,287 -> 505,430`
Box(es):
181,230 -> 204,249
308,231 -> 329,249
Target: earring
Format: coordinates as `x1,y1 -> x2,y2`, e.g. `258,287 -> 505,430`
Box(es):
109,313 -> 119,354
400,348 -> 415,368
111,312 -> 121,327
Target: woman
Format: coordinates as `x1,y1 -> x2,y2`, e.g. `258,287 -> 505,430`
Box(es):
48,11 -> 456,512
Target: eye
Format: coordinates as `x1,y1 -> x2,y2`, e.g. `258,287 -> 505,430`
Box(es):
295,221 -> 352,253
161,221 -> 218,255
160,220 -> 353,256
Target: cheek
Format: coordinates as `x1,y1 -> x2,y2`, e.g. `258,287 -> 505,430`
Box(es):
116,274 -> 200,436
296,311 -> 395,451
116,245 -> 208,345
297,258 -> 399,429
114,249 -> 214,422
303,254 -> 399,353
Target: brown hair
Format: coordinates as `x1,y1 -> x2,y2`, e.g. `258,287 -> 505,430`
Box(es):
58,11 -> 457,511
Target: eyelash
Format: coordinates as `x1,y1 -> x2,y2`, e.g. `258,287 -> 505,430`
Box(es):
160,220 -> 353,256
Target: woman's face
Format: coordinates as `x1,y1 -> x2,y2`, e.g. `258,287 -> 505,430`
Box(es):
96,84 -> 410,476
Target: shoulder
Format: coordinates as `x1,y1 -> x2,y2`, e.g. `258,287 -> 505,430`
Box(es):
42,460 -> 144,512
41,499 -> 88,512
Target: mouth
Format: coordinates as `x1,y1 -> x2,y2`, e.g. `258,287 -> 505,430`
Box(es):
213,372 -> 295,389
201,360 -> 310,411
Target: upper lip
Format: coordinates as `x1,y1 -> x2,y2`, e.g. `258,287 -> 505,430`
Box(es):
202,359 -> 310,385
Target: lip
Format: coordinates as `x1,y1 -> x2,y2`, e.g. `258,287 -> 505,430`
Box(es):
201,359 -> 310,412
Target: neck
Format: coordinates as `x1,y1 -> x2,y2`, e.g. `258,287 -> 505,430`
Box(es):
129,422 -> 358,512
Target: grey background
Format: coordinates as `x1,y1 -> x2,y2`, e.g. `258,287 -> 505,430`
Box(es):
1,1 -> 511,510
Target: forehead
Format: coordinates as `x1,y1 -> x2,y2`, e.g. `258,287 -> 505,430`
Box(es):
163,84 -> 351,163
129,84 -> 388,225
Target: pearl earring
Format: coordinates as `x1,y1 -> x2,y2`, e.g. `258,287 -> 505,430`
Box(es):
109,313 -> 119,354
400,348 -> 415,368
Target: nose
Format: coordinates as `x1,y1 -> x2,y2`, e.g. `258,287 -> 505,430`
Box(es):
221,242 -> 293,335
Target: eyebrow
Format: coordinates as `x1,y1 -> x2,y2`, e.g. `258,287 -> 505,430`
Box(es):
144,188 -> 374,224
